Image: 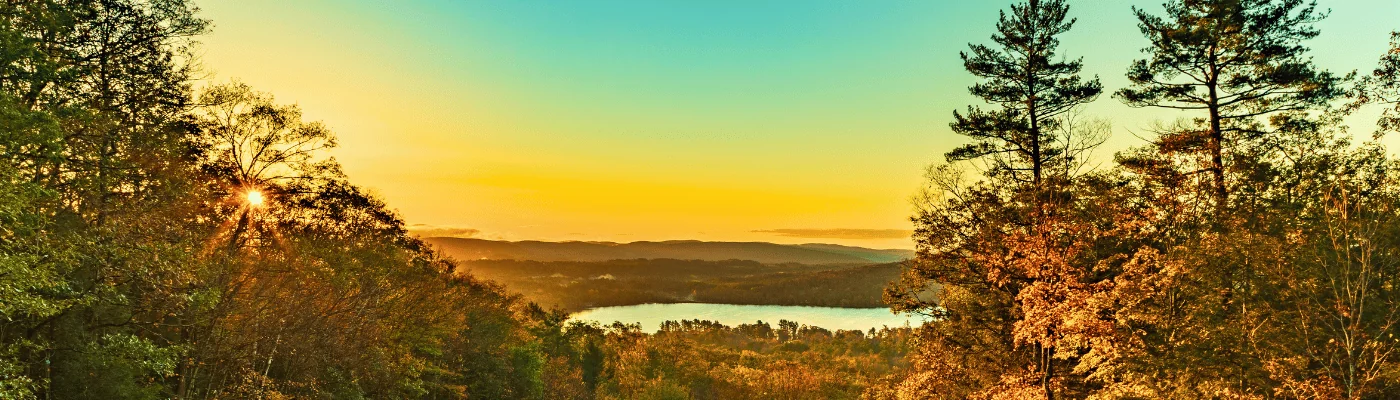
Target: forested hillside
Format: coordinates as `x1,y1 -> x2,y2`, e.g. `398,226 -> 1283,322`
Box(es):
424,237 -> 912,264
461,259 -> 902,311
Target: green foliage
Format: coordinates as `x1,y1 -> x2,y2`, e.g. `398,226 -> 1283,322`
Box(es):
509,343 -> 547,399
73,334 -> 182,399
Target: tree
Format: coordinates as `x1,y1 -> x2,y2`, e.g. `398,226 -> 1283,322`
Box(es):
947,0 -> 1102,186
1355,31 -> 1400,136
1,2 -> 774,399
1295,152 -> 1400,399
1115,0 -> 1341,208
0,1 -> 210,397
1086,1 -> 1351,396
196,82 -> 339,193
888,1 -> 1107,398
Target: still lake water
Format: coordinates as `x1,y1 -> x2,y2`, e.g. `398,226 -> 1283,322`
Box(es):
570,303 -> 929,333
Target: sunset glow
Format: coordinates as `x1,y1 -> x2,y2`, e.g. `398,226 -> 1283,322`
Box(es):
9,0 -> 1400,396
195,0 -> 1400,248
245,190 -> 264,207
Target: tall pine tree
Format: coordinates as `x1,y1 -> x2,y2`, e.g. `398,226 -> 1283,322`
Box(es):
947,0 -> 1102,187
1096,1 -> 1347,396
888,1 -> 1106,398
1115,0 -> 1341,208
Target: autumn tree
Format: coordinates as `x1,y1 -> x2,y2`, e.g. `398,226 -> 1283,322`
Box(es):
886,1 -> 1110,398
1258,32 -> 1400,400
1290,148 -> 1400,399
1090,0 -> 1359,397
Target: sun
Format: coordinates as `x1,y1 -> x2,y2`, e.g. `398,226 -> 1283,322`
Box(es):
246,190 -> 265,206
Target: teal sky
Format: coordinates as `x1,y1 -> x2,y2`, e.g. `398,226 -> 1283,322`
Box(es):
197,0 -> 1400,248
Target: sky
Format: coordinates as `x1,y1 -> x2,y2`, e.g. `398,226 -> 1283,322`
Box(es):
196,0 -> 1399,249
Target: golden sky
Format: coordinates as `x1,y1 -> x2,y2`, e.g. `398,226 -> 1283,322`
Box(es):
196,0 -> 1400,249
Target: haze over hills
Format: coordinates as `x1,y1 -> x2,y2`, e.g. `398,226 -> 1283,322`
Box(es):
423,237 -> 913,264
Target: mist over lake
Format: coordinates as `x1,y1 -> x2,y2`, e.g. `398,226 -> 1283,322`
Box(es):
571,303 -> 928,333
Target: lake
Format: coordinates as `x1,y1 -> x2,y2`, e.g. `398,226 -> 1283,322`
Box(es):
570,303 -> 928,333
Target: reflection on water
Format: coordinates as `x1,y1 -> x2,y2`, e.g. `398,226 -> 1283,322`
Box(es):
570,303 -> 928,333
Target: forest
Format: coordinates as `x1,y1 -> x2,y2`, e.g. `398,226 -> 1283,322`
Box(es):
422,237 -> 912,265
1,0 -> 1399,399
879,0 -> 1400,398
458,259 -> 900,311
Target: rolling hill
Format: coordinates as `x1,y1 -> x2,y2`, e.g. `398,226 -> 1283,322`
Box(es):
424,237 -> 913,264
457,258 -> 907,311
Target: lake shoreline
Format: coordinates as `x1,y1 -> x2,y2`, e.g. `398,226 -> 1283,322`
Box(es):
569,302 -> 929,333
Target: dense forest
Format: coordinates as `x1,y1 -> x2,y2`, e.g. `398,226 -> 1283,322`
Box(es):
551,320 -> 915,399
882,0 -> 1400,398
461,259 -> 901,311
1,0 -> 1399,399
424,237 -> 912,264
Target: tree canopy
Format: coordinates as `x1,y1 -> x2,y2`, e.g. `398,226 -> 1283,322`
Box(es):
885,1 -> 1400,399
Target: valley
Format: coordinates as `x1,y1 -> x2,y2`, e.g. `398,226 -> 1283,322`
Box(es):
425,238 -> 918,312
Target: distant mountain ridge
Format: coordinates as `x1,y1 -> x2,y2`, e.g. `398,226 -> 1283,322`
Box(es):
424,237 -> 913,264
792,243 -> 912,263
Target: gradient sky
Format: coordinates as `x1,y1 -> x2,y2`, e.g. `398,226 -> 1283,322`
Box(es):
197,0 -> 1399,249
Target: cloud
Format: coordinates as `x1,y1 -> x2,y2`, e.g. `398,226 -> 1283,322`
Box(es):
752,228 -> 912,240
406,224 -> 481,238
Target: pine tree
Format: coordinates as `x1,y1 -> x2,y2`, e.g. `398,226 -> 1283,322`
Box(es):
1098,1 -> 1349,396
1115,0 -> 1341,208
888,1 -> 1106,398
1356,31 -> 1400,136
948,0 -> 1102,187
